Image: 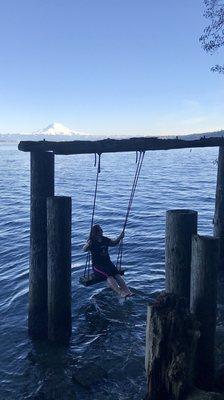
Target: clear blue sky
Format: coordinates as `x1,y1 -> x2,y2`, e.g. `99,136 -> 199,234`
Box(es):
0,0 -> 223,135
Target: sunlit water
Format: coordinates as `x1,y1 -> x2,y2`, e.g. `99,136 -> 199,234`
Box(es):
0,143 -> 219,399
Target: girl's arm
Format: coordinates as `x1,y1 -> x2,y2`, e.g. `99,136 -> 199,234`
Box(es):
109,231 -> 125,247
83,239 -> 91,252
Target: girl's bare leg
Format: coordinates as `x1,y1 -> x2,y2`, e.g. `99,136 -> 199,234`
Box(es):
114,274 -> 133,296
107,276 -> 125,297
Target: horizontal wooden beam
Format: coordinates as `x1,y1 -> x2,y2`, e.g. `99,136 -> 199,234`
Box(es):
18,136 -> 224,155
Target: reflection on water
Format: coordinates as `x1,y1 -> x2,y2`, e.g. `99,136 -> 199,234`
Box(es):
0,144 -> 219,399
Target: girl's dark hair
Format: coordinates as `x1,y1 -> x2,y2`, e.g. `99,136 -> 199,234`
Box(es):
90,224 -> 102,240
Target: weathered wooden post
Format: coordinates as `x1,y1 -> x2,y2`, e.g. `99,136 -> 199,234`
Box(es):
145,293 -> 200,400
29,151 -> 54,339
214,146 -> 224,269
165,209 -> 197,304
190,234 -> 218,390
47,196 -> 72,345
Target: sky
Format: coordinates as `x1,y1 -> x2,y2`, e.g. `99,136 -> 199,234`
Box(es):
0,0 -> 223,136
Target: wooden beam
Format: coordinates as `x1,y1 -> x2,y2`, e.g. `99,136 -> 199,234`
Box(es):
18,136 -> 224,155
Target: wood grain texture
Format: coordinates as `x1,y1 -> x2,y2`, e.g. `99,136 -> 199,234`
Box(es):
190,235 -> 218,390
18,136 -> 224,155
47,196 -> 72,345
29,151 -> 54,339
165,209 -> 197,304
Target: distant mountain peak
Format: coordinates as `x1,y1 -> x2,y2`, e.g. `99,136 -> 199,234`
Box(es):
34,122 -> 74,136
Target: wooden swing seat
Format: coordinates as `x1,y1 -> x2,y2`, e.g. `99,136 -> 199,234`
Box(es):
79,269 -> 126,287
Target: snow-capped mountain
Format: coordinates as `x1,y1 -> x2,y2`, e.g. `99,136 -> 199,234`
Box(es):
0,122 -> 99,142
0,122 -> 224,143
33,122 -> 75,136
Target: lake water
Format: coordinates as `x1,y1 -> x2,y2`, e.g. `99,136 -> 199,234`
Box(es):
0,143 -> 219,399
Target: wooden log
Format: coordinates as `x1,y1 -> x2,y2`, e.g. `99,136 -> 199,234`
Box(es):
18,135 -> 224,155
47,196 -> 72,345
214,146 -> 224,269
29,151 -> 54,339
190,235 -> 218,391
145,292 -> 200,400
165,209 -> 197,304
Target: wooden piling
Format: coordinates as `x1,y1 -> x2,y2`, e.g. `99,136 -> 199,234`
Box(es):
29,151 -> 54,339
47,196 -> 72,345
214,146 -> 224,269
165,209 -> 197,304
145,293 -> 199,400
190,234 -> 218,390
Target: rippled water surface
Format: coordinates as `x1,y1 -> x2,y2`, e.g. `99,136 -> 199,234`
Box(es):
0,143 -> 219,399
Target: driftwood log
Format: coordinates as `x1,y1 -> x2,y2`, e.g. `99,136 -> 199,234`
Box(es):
145,292 -> 200,400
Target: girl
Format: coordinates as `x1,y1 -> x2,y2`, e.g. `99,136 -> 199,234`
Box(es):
83,224 -> 133,298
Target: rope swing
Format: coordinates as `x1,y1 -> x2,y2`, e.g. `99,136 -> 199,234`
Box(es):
116,151 -> 145,271
83,153 -> 101,281
80,151 -> 145,286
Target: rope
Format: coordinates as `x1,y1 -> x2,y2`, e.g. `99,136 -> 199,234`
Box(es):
84,151 -> 145,279
116,151 -> 145,270
90,153 -> 101,230
84,153 -> 101,278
